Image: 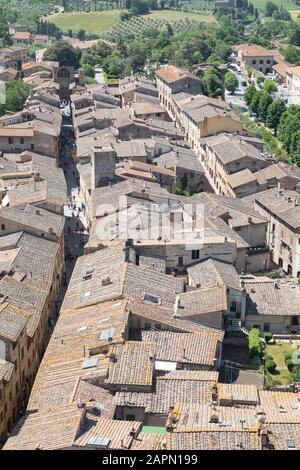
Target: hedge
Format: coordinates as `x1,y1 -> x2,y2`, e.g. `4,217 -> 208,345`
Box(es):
248,328 -> 263,358
265,358 -> 277,373
251,355 -> 261,370
264,332 -> 273,343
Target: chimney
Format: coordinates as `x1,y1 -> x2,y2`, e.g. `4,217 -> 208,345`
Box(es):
109,353 -> 116,363
102,276 -> 112,286
256,410 -> 266,428
260,429 -> 269,449
211,383 -> 218,403
209,412 -> 219,423
209,403 -> 219,423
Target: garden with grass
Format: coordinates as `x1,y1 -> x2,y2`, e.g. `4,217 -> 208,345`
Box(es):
265,339 -> 300,386
248,328 -> 300,386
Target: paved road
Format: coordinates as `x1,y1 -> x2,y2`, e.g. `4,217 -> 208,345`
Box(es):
225,68 -> 248,111
61,135 -> 89,276
48,112 -> 89,327
95,66 -> 105,85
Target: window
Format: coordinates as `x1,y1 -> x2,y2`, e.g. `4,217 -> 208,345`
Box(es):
154,324 -> 161,330
192,250 -> 200,260
259,60 -> 263,64
20,138 -> 24,144
126,415 -> 136,421
292,316 -> 299,326
263,323 -> 270,332
230,301 -> 237,312
145,322 -> 151,330
1,224 -> 5,231
143,293 -> 160,304
287,439 -> 296,449
253,324 -> 260,330
252,60 -> 256,64
178,256 -> 183,266
31,144 -> 34,151
8,137 -> 13,144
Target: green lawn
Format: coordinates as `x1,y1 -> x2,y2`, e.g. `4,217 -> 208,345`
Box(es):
266,342 -> 297,385
141,426 -> 166,435
49,9 -> 214,34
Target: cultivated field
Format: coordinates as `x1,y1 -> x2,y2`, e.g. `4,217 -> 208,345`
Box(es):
49,10 -> 215,35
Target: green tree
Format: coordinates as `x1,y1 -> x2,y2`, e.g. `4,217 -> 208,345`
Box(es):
266,98 -> 286,134
258,91 -> 273,123
202,67 -> 222,98
76,29 -> 87,41
281,45 -> 300,66
5,81 -> 34,113
278,108 -> 300,154
265,1 -> 278,17
130,0 -> 149,15
290,130 -> 300,165
290,27 -> 300,47
249,90 -> 261,116
82,64 -> 95,78
43,41 -> 81,67
263,79 -> 277,94
224,71 -> 238,94
244,85 -> 256,106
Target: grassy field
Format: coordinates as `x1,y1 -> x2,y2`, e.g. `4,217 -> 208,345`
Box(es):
265,342 -> 297,385
144,10 -> 215,21
49,10 -> 214,34
49,10 -> 124,34
250,0 -> 299,10
290,8 -> 300,19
